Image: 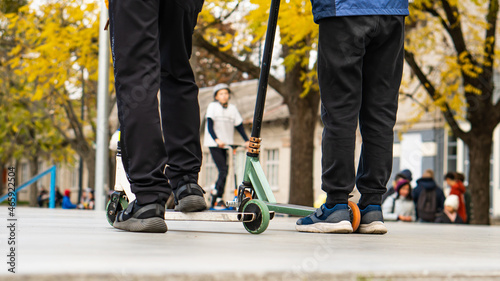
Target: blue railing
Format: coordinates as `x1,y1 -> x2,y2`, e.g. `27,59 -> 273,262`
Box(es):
0,165 -> 57,208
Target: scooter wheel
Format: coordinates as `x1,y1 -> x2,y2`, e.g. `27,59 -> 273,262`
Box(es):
106,191 -> 129,226
348,201 -> 361,232
242,199 -> 270,234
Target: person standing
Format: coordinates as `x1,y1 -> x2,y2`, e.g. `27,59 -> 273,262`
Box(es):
296,0 -> 409,234
204,84 -> 249,208
109,0 -> 207,233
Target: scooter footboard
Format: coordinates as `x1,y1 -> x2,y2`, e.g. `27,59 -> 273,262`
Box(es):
265,203 -> 315,217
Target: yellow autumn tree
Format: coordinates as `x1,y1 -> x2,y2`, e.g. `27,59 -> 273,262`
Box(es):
6,0 -> 114,192
195,0 -> 319,206
405,0 -> 500,224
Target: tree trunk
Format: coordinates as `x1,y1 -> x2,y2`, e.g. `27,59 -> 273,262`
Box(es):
466,131 -> 493,225
28,158 -> 39,207
84,152 -> 96,190
285,79 -> 320,206
287,98 -> 319,206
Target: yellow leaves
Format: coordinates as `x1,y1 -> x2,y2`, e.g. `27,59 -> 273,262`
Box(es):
464,84 -> 482,95
32,88 -> 44,101
458,52 -> 483,78
7,0 -> 101,102
299,70 -> 318,98
278,0 -> 316,46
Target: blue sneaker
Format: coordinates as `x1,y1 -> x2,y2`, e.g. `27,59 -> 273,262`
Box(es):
296,204 -> 353,233
358,205 -> 387,234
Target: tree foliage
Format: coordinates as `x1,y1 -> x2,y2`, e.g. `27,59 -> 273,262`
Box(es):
405,0 -> 500,224
4,0 -> 113,193
195,0 -> 320,206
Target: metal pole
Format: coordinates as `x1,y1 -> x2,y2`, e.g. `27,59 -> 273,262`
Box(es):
250,0 -> 281,138
78,68 -> 85,205
95,2 -> 110,211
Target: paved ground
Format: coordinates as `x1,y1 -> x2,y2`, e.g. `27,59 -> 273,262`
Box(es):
1,207 -> 500,280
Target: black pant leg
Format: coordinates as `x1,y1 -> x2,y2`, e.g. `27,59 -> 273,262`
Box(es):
209,147 -> 228,197
109,0 -> 170,205
356,16 -> 405,207
158,0 -> 205,189
317,17 -> 366,206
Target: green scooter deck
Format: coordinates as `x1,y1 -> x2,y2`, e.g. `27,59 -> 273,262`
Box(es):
265,203 -> 315,217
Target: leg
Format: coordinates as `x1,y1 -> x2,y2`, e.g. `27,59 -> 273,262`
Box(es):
318,16 -> 368,207
109,0 -> 168,232
356,16 -> 405,208
158,0 -> 204,189
109,0 -> 170,206
296,16 -> 371,234
209,147 -> 229,206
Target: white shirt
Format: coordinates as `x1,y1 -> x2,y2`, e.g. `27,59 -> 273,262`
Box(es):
203,102 -> 244,147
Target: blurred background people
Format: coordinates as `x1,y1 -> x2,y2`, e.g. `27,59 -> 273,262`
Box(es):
435,195 -> 464,224
382,178 -> 416,222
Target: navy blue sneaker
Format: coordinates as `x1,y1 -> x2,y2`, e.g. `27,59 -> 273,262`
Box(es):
358,205 -> 387,234
296,204 -> 353,233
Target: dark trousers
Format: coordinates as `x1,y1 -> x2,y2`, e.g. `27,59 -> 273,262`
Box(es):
109,0 -> 204,205
209,147 -> 229,199
318,16 -> 405,208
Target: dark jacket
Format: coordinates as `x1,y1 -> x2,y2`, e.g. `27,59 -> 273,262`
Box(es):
435,212 -> 464,224
310,0 -> 409,23
413,178 -> 446,219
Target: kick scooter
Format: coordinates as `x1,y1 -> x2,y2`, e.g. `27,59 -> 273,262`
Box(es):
106,0 -> 360,234
106,142 -> 274,234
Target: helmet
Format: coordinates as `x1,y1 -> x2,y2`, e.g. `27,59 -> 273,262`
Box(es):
213,83 -> 231,98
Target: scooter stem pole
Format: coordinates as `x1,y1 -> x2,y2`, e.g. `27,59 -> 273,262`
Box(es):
250,0 -> 281,139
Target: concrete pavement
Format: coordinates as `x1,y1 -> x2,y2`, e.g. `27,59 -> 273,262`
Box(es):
1,206 -> 500,280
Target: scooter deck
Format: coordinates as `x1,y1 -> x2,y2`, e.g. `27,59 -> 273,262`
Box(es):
164,210 -> 275,222
265,203 -> 315,217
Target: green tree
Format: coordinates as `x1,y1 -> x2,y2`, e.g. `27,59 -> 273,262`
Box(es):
195,0 -> 320,206
405,0 -> 500,224
6,0 -> 115,198
0,0 -> 67,203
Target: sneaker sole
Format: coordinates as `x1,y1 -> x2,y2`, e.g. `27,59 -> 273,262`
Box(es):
175,195 -> 207,212
358,221 -> 387,234
113,217 -> 167,233
295,221 -> 353,234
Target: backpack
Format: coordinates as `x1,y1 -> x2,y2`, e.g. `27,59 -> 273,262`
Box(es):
417,188 -> 437,222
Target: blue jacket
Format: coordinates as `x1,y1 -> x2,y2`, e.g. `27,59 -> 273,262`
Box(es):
62,196 -> 77,209
311,0 -> 409,23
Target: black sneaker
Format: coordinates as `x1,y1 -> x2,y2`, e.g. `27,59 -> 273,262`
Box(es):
174,176 -> 207,212
113,200 -> 167,233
